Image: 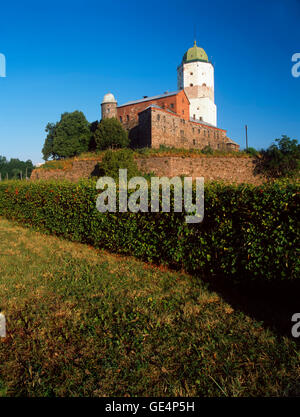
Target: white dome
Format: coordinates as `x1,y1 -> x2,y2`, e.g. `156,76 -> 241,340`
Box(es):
102,93 -> 117,104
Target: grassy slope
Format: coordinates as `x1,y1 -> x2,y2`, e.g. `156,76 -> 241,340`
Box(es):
0,217 -> 299,397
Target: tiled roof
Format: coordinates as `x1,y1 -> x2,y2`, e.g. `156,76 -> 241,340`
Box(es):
118,91 -> 179,107
225,137 -> 238,145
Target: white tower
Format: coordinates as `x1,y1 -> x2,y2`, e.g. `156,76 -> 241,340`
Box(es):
177,41 -> 217,126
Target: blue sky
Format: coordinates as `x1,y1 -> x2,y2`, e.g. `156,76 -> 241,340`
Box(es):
0,0 -> 299,164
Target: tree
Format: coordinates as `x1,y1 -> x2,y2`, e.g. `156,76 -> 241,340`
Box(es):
0,156 -> 34,180
255,135 -> 300,178
42,111 -> 92,160
88,120 -> 99,152
94,118 -> 129,150
42,123 -> 58,160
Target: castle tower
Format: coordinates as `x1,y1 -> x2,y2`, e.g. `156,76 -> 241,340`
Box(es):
177,41 -> 217,126
101,93 -> 117,119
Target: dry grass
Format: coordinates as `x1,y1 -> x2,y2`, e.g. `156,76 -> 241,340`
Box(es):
0,217 -> 299,397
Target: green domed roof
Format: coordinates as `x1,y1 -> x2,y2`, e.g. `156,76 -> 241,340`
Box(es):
182,41 -> 208,63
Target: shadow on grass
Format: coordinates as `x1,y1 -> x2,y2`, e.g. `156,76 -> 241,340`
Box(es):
194,272 -> 300,341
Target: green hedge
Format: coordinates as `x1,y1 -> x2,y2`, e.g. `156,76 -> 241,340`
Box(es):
0,180 -> 299,283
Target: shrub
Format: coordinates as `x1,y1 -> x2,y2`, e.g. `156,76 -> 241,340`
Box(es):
245,147 -> 259,157
97,149 -> 141,180
201,145 -> 214,155
255,135 -> 300,178
94,118 -> 129,150
0,180 -> 298,284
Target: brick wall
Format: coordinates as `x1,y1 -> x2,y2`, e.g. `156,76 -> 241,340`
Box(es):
117,89 -> 189,131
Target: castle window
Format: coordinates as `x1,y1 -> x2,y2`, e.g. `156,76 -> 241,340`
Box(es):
204,130 -> 206,136
193,114 -> 195,119
202,83 -> 206,87
208,131 -> 210,138
190,72 -> 193,75
127,115 -> 130,122
162,104 -> 165,109
119,116 -> 122,122
200,117 -> 203,121
198,128 -> 200,134
190,83 -> 193,87
170,103 -> 174,109
193,139 -> 196,145
157,114 -> 160,121
192,127 -> 194,133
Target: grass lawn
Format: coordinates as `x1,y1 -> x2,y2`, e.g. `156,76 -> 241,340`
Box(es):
0,217 -> 299,397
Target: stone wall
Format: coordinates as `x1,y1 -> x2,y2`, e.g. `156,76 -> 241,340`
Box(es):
31,155 -> 263,185
138,106 -> 235,151
138,156 -> 263,184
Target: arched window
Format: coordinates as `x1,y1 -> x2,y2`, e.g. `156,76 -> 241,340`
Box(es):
119,116 -> 122,122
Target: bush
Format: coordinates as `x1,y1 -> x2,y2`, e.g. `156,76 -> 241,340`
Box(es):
201,145 -> 214,155
97,149 -> 141,180
94,118 -> 129,150
0,180 -> 298,284
245,147 -> 259,157
255,135 -> 300,178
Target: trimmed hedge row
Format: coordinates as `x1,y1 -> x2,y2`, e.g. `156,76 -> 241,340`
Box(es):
0,179 -> 299,283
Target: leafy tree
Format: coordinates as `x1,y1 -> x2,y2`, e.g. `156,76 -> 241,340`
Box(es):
255,135 -> 300,178
88,120 -> 100,152
42,111 -> 91,160
94,118 -> 129,150
52,111 -> 91,158
42,123 -> 59,160
0,156 -> 34,180
97,149 -> 141,180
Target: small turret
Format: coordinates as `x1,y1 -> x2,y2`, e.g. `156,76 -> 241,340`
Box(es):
101,93 -> 117,120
